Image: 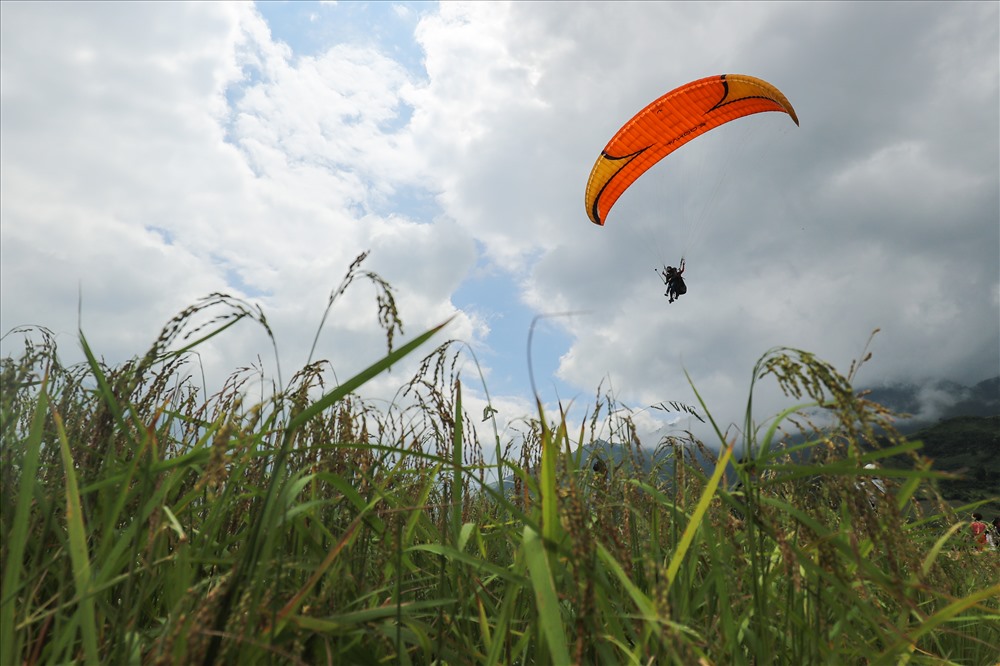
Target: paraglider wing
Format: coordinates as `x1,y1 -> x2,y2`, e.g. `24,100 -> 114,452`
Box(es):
584,74 -> 799,226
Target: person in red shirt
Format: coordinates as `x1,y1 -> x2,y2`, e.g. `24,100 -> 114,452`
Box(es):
970,513 -> 988,550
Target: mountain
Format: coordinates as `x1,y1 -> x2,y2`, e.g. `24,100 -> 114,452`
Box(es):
494,438 -> 716,494
886,415 -> 1000,512
861,376 -> 999,430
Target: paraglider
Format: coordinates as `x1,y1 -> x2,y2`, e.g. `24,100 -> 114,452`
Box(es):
584,74 -> 798,303
584,74 -> 798,227
659,259 -> 687,303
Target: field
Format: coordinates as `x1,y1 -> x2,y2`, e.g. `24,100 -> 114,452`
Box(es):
2,276 -> 998,665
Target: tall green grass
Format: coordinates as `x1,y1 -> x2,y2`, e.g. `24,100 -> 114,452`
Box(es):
2,258 -> 998,665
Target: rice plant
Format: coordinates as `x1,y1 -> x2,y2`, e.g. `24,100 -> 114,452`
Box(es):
2,257 -> 997,665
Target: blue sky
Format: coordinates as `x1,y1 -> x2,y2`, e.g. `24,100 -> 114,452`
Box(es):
2,2 -> 998,445
257,2 -> 430,75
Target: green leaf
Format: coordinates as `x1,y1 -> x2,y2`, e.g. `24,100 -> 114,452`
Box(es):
0,380 -> 49,666
522,525 -> 570,665
665,442 -> 733,591
53,409 -> 100,666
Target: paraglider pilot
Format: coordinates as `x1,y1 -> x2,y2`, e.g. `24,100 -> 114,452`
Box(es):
659,259 -> 686,303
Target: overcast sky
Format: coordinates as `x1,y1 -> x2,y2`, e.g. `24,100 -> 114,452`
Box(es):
2,1 -> 997,448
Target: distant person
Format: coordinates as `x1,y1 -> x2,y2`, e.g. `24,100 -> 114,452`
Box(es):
970,513 -> 988,550
659,259 -> 687,303
859,463 -> 886,509
990,517 -> 1000,550
592,456 -> 608,478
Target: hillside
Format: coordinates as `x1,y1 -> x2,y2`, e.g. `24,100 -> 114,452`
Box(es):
864,376 -> 1000,426
894,415 -> 1000,513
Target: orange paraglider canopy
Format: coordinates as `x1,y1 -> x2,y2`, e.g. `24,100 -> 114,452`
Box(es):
585,74 -> 798,226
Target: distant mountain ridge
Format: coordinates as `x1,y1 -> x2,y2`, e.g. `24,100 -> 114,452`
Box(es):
885,415 -> 1000,514
846,377 -> 998,509
861,376 -> 999,431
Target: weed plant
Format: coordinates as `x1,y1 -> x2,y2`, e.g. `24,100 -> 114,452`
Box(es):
2,257 -> 998,665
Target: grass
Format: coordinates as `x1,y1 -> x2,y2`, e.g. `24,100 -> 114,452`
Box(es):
2,257 -> 998,665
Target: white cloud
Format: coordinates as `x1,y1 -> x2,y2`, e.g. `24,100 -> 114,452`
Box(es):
0,3 -> 468,390
2,1 -> 997,450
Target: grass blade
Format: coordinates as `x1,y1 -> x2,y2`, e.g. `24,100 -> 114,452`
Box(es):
451,378 -> 463,542
52,409 -> 99,666
522,525 -> 571,665
0,379 -> 49,666
665,441 -> 734,591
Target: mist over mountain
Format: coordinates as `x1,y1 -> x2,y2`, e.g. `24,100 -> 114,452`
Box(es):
861,376 -> 999,431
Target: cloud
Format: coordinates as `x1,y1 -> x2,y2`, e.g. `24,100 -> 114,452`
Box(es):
2,2 -> 997,450
0,3 -> 469,393
405,1 -> 998,437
